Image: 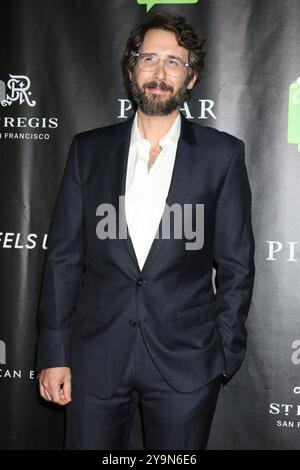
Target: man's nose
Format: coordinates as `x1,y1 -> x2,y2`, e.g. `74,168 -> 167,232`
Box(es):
154,60 -> 167,80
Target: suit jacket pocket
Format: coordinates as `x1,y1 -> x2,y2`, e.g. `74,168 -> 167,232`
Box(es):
75,296 -> 104,324
186,191 -> 215,203
176,301 -> 217,327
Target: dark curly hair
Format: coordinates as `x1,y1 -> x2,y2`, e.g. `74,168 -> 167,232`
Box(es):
121,13 -> 206,100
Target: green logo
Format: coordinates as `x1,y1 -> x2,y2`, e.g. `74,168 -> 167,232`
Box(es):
137,0 -> 199,13
288,77 -> 300,151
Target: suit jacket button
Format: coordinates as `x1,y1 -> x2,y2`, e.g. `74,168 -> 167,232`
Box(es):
136,279 -> 144,286
129,319 -> 137,327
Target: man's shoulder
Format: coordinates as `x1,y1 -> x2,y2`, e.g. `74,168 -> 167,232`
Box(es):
187,118 -> 244,151
73,119 -> 132,147
71,116 -> 244,153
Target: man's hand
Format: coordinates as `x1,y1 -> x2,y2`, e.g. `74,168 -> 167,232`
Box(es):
39,367 -> 72,406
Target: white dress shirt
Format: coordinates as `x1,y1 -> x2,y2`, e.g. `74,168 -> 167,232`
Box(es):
125,112 -> 181,270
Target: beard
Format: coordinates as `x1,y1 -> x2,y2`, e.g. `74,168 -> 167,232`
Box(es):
130,72 -> 190,116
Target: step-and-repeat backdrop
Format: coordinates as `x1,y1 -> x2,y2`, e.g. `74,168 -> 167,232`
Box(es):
1,0 -> 299,450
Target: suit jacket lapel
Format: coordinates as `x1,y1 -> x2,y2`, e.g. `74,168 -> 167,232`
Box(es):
109,115 -> 140,269
108,112 -> 198,274
141,114 -> 197,273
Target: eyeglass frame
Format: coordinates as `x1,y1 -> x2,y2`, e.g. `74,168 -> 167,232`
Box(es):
132,52 -> 190,75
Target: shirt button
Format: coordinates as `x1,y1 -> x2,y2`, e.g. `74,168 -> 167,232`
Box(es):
129,319 -> 137,327
136,279 -> 144,286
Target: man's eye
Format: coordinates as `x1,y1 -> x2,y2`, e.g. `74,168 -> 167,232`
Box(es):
144,56 -> 156,62
168,59 -> 179,66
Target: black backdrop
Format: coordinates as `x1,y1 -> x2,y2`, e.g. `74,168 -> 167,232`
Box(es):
1,0 -> 300,450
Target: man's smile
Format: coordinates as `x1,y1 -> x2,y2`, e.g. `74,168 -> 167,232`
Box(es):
148,88 -> 170,94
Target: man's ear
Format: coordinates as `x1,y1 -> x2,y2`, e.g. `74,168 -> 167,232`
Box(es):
187,73 -> 198,90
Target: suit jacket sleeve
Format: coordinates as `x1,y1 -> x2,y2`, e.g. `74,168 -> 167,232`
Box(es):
214,139 -> 255,381
36,135 -> 85,371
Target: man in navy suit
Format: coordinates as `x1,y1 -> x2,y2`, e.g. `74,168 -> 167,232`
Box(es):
37,13 -> 255,449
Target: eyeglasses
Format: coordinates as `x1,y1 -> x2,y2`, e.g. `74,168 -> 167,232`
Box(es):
133,52 -> 190,77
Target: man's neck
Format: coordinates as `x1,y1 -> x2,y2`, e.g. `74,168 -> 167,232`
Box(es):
136,109 -> 179,149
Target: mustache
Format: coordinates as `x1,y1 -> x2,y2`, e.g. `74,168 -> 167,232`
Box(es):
144,80 -> 174,93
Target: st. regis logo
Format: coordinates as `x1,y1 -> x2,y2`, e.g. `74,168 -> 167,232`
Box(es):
0,74 -> 36,107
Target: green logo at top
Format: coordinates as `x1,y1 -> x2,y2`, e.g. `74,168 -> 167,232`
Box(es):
288,77 -> 300,152
137,0 -> 199,13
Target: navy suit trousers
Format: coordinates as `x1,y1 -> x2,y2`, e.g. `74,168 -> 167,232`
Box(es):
65,325 -> 222,450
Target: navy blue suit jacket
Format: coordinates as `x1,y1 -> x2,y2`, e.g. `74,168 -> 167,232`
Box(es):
37,113 -> 255,399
